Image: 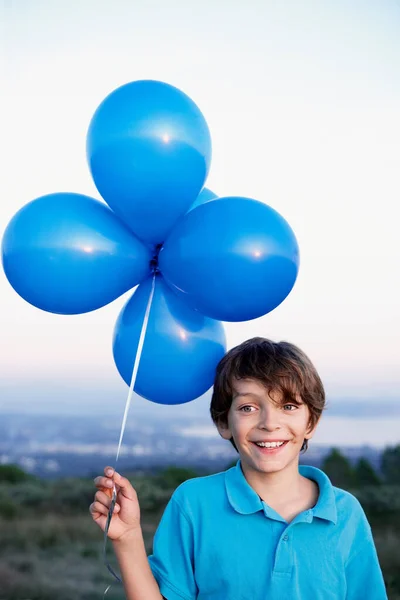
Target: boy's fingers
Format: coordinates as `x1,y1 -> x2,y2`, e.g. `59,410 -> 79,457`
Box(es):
90,501 -> 121,518
90,501 -> 108,517
97,469 -> 137,501
94,476 -> 114,489
95,490 -> 112,507
112,471 -> 137,501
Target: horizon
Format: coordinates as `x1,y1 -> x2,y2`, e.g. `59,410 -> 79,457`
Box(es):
1,381 -> 399,447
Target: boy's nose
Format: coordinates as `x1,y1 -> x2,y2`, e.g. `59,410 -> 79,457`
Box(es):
257,408 -> 282,431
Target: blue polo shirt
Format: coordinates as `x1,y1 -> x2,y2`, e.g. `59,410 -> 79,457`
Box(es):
148,460 -> 387,599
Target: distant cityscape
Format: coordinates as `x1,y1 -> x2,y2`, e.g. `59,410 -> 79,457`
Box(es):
0,411 -> 386,479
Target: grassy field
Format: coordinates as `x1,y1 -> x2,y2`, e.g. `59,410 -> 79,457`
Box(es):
0,467 -> 399,599
0,512 -> 159,599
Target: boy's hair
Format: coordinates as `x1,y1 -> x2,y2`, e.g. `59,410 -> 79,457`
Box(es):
210,337 -> 325,453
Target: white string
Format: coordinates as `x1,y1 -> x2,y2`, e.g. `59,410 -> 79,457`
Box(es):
103,274 -> 157,595
115,275 -> 156,462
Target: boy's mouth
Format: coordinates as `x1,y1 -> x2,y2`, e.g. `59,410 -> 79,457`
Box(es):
251,440 -> 289,453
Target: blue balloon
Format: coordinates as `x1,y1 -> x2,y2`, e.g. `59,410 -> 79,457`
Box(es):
113,276 -> 226,404
87,80 -> 212,245
159,197 -> 300,322
2,193 -> 151,314
187,187 -> 217,212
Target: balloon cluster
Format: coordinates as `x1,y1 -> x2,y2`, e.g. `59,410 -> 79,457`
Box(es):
1,80 -> 300,405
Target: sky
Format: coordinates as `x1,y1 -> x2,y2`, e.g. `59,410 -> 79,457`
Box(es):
1,0 -> 400,444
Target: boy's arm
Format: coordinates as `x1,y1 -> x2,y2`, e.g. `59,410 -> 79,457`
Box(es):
114,491 -> 197,600
345,529 -> 387,600
113,528 -> 164,600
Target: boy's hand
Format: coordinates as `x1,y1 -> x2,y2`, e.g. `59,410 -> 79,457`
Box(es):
90,466 -> 141,542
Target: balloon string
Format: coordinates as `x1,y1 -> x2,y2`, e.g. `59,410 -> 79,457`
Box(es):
103,275 -> 157,597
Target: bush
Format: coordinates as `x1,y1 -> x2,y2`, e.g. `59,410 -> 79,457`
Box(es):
156,466 -> 199,490
8,481 -> 52,509
321,448 -> 356,489
49,478 -> 96,513
373,528 -> 400,597
0,498 -> 18,519
354,457 -> 381,487
381,445 -> 400,484
133,477 -> 172,512
0,464 -> 34,484
354,485 -> 400,516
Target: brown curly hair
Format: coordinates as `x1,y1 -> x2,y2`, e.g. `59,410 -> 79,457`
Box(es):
210,337 -> 325,453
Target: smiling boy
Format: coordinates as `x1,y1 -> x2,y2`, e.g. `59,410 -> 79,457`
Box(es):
211,339 -> 323,525
91,337 -> 387,600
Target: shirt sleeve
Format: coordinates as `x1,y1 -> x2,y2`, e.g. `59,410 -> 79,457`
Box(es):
345,526 -> 387,600
148,494 -> 198,600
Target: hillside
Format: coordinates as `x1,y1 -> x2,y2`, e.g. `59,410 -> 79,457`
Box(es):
0,464 -> 399,599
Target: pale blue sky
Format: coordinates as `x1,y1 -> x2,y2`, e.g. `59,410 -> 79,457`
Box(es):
1,1 -> 399,442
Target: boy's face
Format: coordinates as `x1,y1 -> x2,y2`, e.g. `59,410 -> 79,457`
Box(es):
217,377 -> 318,476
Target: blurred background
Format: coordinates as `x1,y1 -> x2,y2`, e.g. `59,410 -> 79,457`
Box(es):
1,0 -> 399,597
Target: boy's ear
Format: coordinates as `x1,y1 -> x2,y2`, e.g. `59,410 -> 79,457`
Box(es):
216,420 -> 232,441
304,417 -> 320,442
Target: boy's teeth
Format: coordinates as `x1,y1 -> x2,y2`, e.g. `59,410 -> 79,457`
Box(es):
255,441 -> 285,448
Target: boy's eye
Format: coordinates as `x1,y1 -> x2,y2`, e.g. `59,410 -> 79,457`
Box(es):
239,405 -> 256,413
283,404 -> 298,411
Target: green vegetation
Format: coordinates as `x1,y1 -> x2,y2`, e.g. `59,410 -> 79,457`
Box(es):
321,446 -> 400,598
0,464 -> 201,599
0,464 -> 35,484
354,457 -> 382,487
322,447 -> 357,488
0,448 -> 400,599
382,445 -> 400,485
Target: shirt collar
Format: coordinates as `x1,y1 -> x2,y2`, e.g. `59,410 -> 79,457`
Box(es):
225,460 -> 264,515
299,464 -> 337,524
225,460 -> 337,524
